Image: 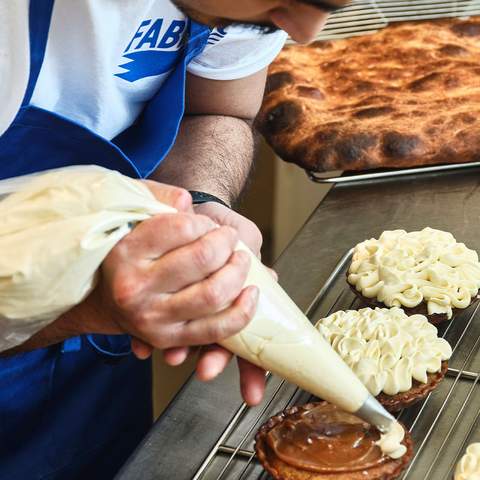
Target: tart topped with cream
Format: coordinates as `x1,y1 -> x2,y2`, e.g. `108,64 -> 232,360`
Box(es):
255,402 -> 413,480
316,307 -> 452,411
455,443 -> 480,480
348,228 -> 480,324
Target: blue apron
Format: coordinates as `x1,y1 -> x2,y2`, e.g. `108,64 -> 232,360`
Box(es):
0,2 -> 210,479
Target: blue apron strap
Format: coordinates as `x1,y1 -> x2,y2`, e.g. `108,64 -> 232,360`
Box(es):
22,0 -> 55,107
114,20 -> 211,178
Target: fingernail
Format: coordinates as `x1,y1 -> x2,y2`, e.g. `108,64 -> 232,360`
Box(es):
197,363 -> 221,382
249,389 -> 264,406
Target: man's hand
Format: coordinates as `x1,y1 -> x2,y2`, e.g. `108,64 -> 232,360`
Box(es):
100,184 -> 259,354
163,202 -> 269,406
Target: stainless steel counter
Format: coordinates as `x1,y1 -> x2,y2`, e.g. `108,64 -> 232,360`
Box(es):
115,168 -> 480,480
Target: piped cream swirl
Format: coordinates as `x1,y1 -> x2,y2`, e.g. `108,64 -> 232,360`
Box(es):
455,443 -> 480,480
348,228 -> 480,319
376,421 -> 407,459
316,307 -> 452,396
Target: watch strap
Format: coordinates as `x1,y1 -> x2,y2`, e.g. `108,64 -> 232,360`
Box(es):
189,190 -> 231,209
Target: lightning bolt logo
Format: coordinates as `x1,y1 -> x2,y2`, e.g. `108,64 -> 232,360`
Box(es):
116,49 -> 183,83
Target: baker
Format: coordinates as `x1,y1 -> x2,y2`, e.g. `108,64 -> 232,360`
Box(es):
0,1 -> 341,478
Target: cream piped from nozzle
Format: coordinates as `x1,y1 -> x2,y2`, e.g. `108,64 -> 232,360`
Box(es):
356,395 -> 406,459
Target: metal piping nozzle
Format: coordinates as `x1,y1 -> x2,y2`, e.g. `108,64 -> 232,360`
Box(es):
355,394 -> 396,433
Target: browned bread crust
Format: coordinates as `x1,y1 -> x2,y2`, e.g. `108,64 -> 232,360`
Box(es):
256,18 -> 480,172
255,402 -> 413,480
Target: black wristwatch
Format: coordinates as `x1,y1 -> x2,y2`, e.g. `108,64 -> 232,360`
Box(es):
189,191 -> 231,209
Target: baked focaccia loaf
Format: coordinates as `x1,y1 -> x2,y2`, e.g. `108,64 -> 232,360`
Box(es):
256,18 -> 480,172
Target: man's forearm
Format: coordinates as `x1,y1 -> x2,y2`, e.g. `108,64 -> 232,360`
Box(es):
2,288 -> 120,357
152,115 -> 257,205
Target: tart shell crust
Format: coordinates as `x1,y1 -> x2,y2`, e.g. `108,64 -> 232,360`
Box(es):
255,402 -> 414,480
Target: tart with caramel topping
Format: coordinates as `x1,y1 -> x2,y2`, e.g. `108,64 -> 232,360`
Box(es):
255,402 -> 413,480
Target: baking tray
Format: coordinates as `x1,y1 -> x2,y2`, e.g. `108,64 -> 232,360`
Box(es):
192,249 -> 480,480
307,162 -> 480,184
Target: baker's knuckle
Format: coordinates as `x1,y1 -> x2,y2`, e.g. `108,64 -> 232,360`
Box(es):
130,309 -> 151,331
224,226 -> 239,243
193,238 -> 216,270
234,302 -> 255,328
109,238 -> 130,260
154,327 -> 176,349
174,187 -> 192,204
112,277 -> 142,310
208,319 -> 229,343
175,214 -> 196,240
202,281 -> 226,309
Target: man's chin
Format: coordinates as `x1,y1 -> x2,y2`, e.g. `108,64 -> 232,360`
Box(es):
170,0 -> 219,27
170,0 -> 280,33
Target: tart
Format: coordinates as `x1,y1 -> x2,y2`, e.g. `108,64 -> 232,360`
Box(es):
376,361 -> 448,412
347,228 -> 480,325
454,443 -> 480,479
316,307 -> 452,412
255,402 -> 413,480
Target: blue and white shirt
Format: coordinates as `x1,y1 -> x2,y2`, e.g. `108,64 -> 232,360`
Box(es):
0,0 -> 287,139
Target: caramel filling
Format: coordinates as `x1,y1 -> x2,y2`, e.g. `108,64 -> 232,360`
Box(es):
266,404 -> 386,473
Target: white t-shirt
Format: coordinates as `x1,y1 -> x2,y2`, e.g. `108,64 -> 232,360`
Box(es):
0,0 -> 287,139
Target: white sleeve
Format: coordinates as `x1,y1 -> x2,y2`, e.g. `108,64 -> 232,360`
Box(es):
188,26 -> 288,81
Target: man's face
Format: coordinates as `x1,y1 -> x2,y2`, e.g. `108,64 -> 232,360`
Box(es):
173,0 -> 350,44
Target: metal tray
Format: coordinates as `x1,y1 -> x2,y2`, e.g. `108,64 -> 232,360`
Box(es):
192,249 -> 480,480
307,162 -> 480,184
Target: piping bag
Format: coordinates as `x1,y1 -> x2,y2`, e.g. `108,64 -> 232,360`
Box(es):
221,241 -> 395,434
0,166 -> 394,434
157,199 -> 395,433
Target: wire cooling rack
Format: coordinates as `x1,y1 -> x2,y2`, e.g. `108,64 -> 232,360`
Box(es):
192,249 -> 480,480
312,0 -> 480,41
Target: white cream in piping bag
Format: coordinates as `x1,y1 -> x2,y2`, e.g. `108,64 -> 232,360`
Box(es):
0,166 -> 405,458
348,228 -> 480,319
0,166 -> 174,351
